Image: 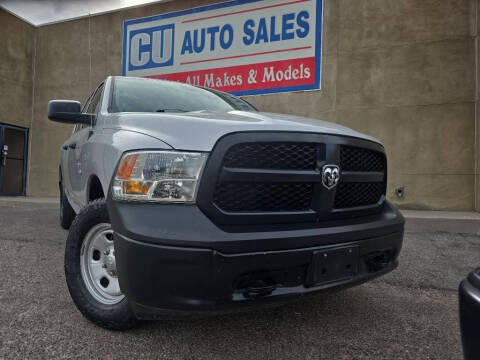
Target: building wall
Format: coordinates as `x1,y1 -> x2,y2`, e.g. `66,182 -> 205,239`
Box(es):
2,0 -> 477,211
28,18 -> 92,196
0,11 -> 34,131
251,0 -> 476,211
476,0 -> 480,211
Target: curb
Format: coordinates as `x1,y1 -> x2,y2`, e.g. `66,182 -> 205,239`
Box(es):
0,196 -> 58,204
402,210 -> 480,235
1,198 -> 479,235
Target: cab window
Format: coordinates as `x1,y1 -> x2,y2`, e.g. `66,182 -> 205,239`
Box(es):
86,84 -> 104,115
74,83 -> 104,133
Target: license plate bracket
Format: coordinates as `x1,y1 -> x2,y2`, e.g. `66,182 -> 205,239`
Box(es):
309,246 -> 359,286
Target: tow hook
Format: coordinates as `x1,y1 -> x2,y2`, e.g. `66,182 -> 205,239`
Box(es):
365,251 -> 394,272
244,280 -> 277,298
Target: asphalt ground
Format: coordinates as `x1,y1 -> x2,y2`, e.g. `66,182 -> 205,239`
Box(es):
0,200 -> 478,359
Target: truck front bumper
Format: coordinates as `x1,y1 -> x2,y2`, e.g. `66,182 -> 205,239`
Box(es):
108,201 -> 404,319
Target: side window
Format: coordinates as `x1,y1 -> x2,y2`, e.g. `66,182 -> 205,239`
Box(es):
75,83 -> 104,132
86,84 -> 104,115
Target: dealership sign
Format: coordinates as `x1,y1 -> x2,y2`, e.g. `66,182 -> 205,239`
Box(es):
122,0 -> 322,96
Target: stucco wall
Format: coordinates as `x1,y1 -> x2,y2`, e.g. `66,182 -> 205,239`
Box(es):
0,10 -> 34,130
471,0 -> 480,211
250,0 -> 476,211
476,0 -> 480,211
2,0 -> 477,211
0,10 -> 35,196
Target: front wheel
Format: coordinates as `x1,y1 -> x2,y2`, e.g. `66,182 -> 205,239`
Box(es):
64,199 -> 139,330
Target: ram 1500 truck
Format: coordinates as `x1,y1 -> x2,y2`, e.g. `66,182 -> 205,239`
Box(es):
48,76 -> 404,330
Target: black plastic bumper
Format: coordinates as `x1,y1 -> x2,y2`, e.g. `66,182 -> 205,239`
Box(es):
459,268 -> 480,360
108,200 -> 404,318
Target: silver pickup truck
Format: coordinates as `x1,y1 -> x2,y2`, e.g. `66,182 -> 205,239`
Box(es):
48,76 -> 404,330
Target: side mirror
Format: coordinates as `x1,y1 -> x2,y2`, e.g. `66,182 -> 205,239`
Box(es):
47,100 -> 94,125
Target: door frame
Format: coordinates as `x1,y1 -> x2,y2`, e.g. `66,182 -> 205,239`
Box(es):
0,122 -> 29,196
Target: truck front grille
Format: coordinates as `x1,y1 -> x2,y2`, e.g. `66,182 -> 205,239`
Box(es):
213,182 -> 314,212
334,145 -> 386,209
197,132 -> 387,226
334,182 -> 385,209
340,146 -> 385,172
223,143 -> 317,170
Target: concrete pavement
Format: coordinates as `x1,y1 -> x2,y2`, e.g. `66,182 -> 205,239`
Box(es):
0,200 -> 478,359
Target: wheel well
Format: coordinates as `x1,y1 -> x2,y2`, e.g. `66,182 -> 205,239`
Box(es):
88,176 -> 105,202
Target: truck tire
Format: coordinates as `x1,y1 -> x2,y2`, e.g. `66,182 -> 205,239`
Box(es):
64,199 -> 139,330
60,185 -> 76,230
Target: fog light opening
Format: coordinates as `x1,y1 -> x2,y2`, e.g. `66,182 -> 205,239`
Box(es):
365,250 -> 395,272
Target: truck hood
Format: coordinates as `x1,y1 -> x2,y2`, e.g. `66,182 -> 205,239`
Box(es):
109,111 -> 381,151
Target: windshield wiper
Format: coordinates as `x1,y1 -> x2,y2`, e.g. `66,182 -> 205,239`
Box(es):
155,108 -> 188,113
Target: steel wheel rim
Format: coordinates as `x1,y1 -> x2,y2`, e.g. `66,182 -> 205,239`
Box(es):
80,223 -> 124,305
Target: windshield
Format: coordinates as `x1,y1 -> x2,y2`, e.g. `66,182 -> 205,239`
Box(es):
111,77 -> 257,113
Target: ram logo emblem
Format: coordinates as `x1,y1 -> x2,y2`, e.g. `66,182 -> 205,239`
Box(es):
322,165 -> 340,190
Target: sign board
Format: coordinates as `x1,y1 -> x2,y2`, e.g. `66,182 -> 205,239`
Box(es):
122,0 -> 323,96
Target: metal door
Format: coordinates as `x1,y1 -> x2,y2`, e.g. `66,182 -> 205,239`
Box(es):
0,123 -> 28,196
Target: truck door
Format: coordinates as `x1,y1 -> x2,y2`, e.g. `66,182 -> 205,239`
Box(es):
66,83 -> 103,208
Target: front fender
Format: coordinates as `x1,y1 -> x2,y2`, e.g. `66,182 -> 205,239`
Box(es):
74,129 -> 172,212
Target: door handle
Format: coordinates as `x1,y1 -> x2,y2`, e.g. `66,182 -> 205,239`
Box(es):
68,143 -> 77,149
2,150 -> 7,167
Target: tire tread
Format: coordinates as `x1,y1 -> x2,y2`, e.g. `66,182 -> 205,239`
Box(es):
64,199 -> 139,330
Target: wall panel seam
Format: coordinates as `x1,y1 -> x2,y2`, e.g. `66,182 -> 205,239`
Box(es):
26,30 -> 37,196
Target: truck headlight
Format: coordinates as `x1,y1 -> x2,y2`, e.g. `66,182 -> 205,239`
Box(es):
112,151 -> 208,202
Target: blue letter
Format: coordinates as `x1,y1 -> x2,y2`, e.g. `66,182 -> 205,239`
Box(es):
243,19 -> 255,45
193,28 -> 205,53
269,16 -> 280,42
255,17 -> 268,44
181,31 -> 193,55
282,13 -> 295,40
296,11 -> 310,38
220,24 -> 234,49
206,26 -> 220,51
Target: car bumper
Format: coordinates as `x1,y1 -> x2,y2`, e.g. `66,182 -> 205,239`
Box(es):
459,268 -> 480,360
108,201 -> 404,319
